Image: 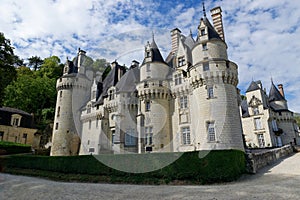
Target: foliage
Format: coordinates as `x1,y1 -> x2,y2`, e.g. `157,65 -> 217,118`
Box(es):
2,150 -> 246,184
37,56 -> 63,79
0,32 -> 17,106
294,114 -> 300,127
0,141 -> 31,155
93,58 -> 109,73
28,56 -> 43,71
102,65 -> 111,81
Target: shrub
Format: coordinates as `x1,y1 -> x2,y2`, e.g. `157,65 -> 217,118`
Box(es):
0,141 -> 31,155
2,150 -> 245,184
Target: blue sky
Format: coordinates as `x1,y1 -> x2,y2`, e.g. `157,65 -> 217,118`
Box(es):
1,0 -> 300,112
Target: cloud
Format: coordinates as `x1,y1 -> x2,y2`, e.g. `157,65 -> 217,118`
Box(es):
0,0 -> 300,112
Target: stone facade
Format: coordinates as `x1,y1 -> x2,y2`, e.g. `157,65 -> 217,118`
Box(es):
51,6 -> 246,156
241,81 -> 300,148
0,107 -> 39,149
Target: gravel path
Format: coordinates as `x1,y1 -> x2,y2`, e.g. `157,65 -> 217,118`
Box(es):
1,153 -> 300,200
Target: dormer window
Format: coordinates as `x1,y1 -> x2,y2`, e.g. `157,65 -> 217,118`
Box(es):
201,29 -> 205,36
109,89 -> 115,100
253,107 -> 259,115
146,51 -> 151,58
11,114 -> 22,127
178,57 -> 185,67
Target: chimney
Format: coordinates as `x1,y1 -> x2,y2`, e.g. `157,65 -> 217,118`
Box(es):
278,84 -> 285,98
77,48 -> 86,74
130,60 -> 140,69
210,7 -> 225,41
170,28 -> 181,54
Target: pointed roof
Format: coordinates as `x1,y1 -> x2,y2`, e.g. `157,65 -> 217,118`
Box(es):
269,82 -> 286,102
184,32 -> 196,50
246,81 -> 261,92
202,17 -> 222,40
142,36 -> 165,65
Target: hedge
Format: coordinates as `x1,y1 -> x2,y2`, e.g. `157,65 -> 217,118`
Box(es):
1,150 -> 245,184
0,141 -> 31,155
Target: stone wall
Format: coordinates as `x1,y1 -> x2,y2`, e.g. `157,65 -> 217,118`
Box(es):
246,144 -> 293,173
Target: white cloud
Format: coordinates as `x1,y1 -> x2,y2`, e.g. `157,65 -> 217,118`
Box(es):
1,0 -> 300,112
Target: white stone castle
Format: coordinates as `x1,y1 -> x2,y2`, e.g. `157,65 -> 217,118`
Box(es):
50,5 -> 299,156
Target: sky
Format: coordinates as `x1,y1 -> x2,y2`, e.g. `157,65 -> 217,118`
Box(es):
1,0 -> 300,112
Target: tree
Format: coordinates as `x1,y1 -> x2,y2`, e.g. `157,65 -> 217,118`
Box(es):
92,58 -> 109,73
37,56 -> 63,79
28,56 -> 43,71
0,32 -> 17,106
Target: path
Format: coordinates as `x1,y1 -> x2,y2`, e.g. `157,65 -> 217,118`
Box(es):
0,153 -> 300,200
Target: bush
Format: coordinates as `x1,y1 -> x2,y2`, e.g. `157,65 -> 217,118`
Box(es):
0,141 -> 31,155
2,150 -> 245,184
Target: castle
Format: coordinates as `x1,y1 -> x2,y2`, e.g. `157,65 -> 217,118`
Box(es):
50,5 -> 299,156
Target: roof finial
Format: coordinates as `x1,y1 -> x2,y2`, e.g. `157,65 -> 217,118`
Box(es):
152,31 -> 155,42
202,1 -> 206,17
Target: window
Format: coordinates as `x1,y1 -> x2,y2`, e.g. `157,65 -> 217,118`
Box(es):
174,74 -> 182,85
208,87 -> 214,98
253,107 -> 259,115
146,51 -> 151,58
96,119 -> 99,129
254,118 -> 262,130
159,80 -> 163,87
146,63 -> 151,72
145,127 -> 153,145
87,105 -> 91,114
178,56 -> 185,67
89,147 -> 95,153
60,91 -> 63,98
257,134 -> 265,148
89,120 -> 92,129
201,29 -> 205,36
0,131 -> 4,141
202,43 -> 208,51
272,120 -> 278,131
23,133 -> 27,144
207,122 -> 216,142
144,81 -> 149,88
125,130 -> 137,146
180,96 -> 188,109
57,106 -> 60,117
111,131 -> 115,146
145,101 -> 151,111
11,114 -> 22,127
182,127 -> 191,145
109,90 -> 115,100
55,123 -> 59,130
203,62 -> 209,71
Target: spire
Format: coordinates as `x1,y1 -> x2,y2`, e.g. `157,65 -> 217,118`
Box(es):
202,1 -> 207,17
152,31 -> 155,42
190,29 -> 193,36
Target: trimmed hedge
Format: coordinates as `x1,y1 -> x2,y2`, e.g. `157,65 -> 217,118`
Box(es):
0,141 -> 31,155
1,150 -> 245,184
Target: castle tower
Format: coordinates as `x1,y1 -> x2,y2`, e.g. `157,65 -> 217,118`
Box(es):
188,6 -> 244,151
136,35 -> 174,153
50,49 -> 93,156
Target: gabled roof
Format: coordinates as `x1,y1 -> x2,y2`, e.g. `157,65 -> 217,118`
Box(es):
0,107 -> 36,128
246,81 -> 261,92
269,82 -> 286,102
198,17 -> 222,41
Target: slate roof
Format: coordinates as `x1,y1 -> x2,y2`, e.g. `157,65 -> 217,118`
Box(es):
246,81 -> 261,92
0,107 -> 36,128
95,63 -> 127,105
240,100 -> 250,118
115,66 -> 140,93
203,17 -> 222,40
269,82 -> 286,102
184,32 -> 196,50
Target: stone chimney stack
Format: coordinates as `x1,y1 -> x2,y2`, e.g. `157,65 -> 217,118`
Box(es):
77,48 -> 86,74
170,28 -> 181,54
210,7 -> 225,41
278,84 -> 285,98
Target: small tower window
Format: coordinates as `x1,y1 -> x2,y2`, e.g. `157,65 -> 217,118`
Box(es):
203,62 -> 209,71
146,51 -> 151,58
252,107 -> 259,115
207,86 -> 214,99
202,43 -> 208,51
207,122 -> 216,142
180,96 -> 188,109
182,127 -> 191,145
60,91 -> 63,98
55,123 -> 59,130
57,106 -> 60,117
89,120 -> 92,129
145,101 -> 151,111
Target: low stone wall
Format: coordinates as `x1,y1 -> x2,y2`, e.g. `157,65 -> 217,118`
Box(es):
246,145 -> 293,174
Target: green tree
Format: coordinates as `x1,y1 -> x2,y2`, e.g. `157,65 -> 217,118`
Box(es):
92,58 -> 109,73
0,32 -> 17,106
28,56 -> 43,71
37,56 -> 63,79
